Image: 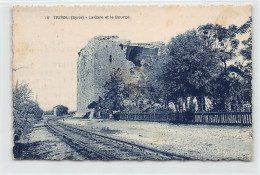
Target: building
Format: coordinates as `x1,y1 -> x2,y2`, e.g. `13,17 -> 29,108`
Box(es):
76,35 -> 164,117
53,105 -> 68,116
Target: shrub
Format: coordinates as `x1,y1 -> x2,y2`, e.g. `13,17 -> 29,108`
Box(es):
83,112 -> 91,119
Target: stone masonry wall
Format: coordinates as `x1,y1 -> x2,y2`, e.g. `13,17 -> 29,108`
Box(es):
77,36 -> 164,116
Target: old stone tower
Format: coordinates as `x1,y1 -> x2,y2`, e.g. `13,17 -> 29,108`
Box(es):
77,35 -> 164,116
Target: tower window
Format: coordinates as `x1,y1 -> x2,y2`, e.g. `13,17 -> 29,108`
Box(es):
109,55 -> 112,63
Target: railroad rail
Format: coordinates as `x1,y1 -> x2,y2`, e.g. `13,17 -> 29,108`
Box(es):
45,119 -> 190,160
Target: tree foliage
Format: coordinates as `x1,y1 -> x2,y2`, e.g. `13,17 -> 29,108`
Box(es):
152,17 -> 252,112
97,71 -> 128,115
13,81 -> 43,143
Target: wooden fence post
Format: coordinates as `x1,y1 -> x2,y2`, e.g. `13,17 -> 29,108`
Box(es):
154,110 -> 155,122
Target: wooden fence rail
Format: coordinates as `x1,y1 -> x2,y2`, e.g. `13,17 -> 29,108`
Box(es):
114,111 -> 252,125
193,112 -> 252,124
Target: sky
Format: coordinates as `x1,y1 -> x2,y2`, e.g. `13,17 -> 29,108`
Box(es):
12,5 -> 251,111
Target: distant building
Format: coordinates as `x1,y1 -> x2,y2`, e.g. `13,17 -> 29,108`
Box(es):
53,105 -> 68,116
77,35 -> 164,117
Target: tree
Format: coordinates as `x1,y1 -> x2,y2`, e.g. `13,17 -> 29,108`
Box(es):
162,30 -> 220,112
226,17 -> 252,110
198,23 -> 240,75
239,17 -> 252,61
195,19 -> 251,111
13,81 -> 43,144
100,71 -> 128,114
158,17 -> 252,112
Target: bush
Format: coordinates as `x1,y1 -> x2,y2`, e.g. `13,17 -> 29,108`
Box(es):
83,112 -> 91,119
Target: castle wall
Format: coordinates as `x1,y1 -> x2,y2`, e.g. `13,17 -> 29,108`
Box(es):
77,39 -> 96,116
77,36 -> 130,116
77,36 -> 164,117
92,36 -> 129,100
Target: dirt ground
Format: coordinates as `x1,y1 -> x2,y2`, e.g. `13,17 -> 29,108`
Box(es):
61,117 -> 253,160
16,116 -> 84,160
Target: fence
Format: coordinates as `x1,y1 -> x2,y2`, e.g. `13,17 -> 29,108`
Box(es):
194,112 -> 252,125
114,111 -> 252,125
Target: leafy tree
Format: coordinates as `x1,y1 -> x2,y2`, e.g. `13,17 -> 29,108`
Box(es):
162,30 -> 220,112
99,71 -> 128,114
196,22 -> 249,111
239,17 -> 252,61
198,23 -> 240,75
226,17 -> 252,110
237,17 -> 252,107
158,17 -> 252,112
13,81 -> 43,144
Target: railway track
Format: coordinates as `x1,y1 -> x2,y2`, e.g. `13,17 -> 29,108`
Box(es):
45,119 -> 190,160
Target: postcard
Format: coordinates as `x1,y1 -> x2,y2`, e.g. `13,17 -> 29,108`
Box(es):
12,5 -> 252,160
